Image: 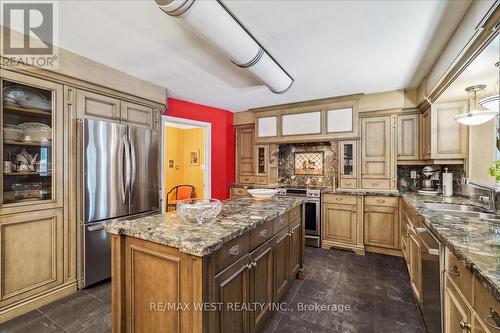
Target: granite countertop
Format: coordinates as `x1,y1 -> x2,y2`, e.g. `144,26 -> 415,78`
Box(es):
105,196 -> 304,257
402,193 -> 500,302
322,189 -> 400,196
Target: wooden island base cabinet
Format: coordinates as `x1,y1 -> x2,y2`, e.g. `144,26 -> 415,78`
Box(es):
110,205 -> 304,333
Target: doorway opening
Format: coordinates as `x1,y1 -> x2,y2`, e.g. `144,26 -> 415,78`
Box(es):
161,116 -> 211,213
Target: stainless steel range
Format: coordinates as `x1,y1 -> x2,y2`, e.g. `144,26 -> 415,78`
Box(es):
277,188 -> 321,247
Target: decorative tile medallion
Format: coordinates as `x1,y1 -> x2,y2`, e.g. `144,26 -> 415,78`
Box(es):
294,152 -> 324,175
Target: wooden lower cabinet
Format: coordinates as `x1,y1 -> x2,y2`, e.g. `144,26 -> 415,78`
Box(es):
273,228 -> 290,302
111,206 -> 304,333
249,240 -> 273,333
0,209 -> 75,322
289,220 -> 302,279
214,255 -> 251,333
444,274 -> 472,333
321,195 -> 364,254
408,228 -> 422,303
364,203 -> 399,249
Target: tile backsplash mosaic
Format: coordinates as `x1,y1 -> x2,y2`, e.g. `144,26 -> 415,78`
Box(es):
278,142 -> 338,188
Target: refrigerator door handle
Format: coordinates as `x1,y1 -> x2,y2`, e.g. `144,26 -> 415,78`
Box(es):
130,136 -> 137,200
123,134 -> 131,205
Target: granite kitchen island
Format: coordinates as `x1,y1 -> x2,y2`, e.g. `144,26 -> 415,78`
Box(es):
105,196 -> 304,333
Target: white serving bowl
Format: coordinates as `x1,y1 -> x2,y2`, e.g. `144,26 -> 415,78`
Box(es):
247,189 -> 278,200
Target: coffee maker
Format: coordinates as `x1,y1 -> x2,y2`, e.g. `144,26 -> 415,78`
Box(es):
417,166 -> 441,195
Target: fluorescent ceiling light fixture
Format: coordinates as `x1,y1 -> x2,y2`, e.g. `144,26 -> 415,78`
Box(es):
154,0 -> 293,94
454,85 -> 498,126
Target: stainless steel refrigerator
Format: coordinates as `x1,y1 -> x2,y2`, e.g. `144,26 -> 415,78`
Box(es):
78,118 -> 159,288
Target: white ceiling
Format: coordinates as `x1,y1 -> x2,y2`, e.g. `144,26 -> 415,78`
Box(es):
437,35 -> 499,103
55,0 -> 470,111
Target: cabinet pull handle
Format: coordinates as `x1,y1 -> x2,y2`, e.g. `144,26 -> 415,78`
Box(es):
336,198 -> 343,201
228,245 -> 239,256
372,183 -> 380,186
259,229 -> 268,238
459,319 -> 471,330
345,182 -> 351,185
376,199 -> 385,203
449,264 -> 460,277
486,308 -> 500,330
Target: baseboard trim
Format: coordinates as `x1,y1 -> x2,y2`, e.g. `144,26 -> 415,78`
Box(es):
0,282 -> 77,323
365,245 -> 403,257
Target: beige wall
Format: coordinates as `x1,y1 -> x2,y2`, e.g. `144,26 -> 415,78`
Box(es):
0,25 -> 166,104
468,120 -> 496,185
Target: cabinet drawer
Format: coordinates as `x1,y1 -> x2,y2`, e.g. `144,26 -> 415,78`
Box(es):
232,188 -> 248,197
250,220 -> 274,250
213,234 -> 250,273
322,194 -> 357,205
361,179 -> 391,190
289,206 -> 301,222
273,212 -> 290,233
239,176 -> 255,184
365,196 -> 398,208
446,250 -> 473,304
474,277 -> 500,332
340,178 -> 357,189
255,176 -> 268,185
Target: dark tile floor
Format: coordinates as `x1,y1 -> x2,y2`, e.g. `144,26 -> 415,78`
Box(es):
0,247 -> 425,333
261,247 -> 426,333
0,281 -> 111,333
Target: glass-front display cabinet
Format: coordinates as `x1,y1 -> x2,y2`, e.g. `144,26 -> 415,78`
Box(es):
339,140 -> 357,189
0,72 -> 63,211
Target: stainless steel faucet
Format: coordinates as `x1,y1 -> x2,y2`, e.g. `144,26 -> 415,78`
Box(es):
463,178 -> 498,212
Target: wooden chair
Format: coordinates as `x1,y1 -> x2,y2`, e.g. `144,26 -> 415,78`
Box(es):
166,185 -> 196,212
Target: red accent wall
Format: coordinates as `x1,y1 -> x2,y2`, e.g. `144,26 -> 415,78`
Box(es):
165,98 -> 235,200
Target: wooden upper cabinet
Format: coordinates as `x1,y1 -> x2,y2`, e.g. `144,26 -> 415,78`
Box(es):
77,90 -> 120,121
361,115 -> 395,190
430,102 -> 468,159
236,125 -> 255,184
421,108 -> 432,159
397,114 -> 419,160
256,116 -> 278,138
339,140 -> 357,189
121,101 -> 154,128
0,71 -> 64,214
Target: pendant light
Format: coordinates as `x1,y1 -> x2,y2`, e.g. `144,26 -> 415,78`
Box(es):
454,85 -> 498,125
479,62 -> 499,112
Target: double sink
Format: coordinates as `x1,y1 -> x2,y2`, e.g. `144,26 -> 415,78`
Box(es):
421,202 -> 500,222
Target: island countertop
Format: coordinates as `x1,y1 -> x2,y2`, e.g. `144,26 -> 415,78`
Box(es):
105,196 -> 304,257
402,193 -> 500,302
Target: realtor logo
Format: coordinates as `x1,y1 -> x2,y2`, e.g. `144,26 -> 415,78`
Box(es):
1,1 -> 59,68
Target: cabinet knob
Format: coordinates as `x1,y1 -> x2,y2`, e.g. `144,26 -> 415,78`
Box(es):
228,245 -> 239,256
252,261 -> 257,268
246,263 -> 253,270
376,199 -> 385,203
449,264 -> 460,277
259,229 -> 268,238
459,319 -> 471,330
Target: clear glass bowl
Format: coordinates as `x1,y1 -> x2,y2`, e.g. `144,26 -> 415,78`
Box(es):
176,198 -> 222,225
